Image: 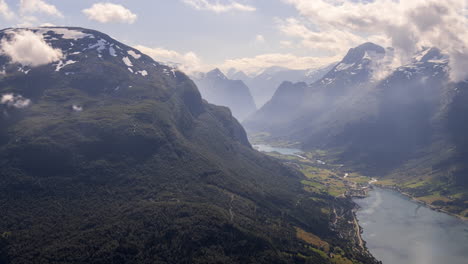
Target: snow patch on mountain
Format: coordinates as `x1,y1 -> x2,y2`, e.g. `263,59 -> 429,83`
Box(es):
128,50 -> 141,59
109,46 -> 117,57
122,56 -> 133,67
34,28 -> 94,40
88,39 -> 108,53
335,62 -> 355,71
136,70 -> 148,76
55,60 -> 77,71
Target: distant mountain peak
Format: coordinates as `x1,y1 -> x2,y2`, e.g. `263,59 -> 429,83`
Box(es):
206,68 -> 227,80
412,47 -> 448,64
341,42 -> 386,64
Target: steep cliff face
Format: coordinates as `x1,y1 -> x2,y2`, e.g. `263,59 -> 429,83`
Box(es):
194,68 -> 257,121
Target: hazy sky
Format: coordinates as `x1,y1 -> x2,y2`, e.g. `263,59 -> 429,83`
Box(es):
0,0 -> 467,77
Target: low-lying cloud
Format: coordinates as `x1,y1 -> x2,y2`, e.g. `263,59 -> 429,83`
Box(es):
134,45 -> 205,74
0,30 -> 63,67
83,3 -> 137,24
221,53 -> 340,75
1,93 -> 31,108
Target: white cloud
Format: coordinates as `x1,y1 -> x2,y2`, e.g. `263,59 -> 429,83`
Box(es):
182,0 -> 256,13
282,0 -> 468,82
72,105 -> 83,112
83,3 -> 137,24
40,22 -> 56,27
0,0 -> 14,20
220,53 -> 340,75
0,30 -> 63,67
278,17 -> 368,54
134,45 -> 206,74
16,15 -> 39,27
20,0 -> 63,18
1,93 -> 31,108
255,34 -> 265,43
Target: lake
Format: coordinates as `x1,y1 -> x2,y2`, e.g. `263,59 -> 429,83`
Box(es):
253,144 -> 303,156
354,188 -> 468,264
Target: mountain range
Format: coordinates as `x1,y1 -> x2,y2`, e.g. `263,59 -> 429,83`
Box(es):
192,68 -> 256,121
0,27 -> 379,264
227,64 -> 336,108
244,42 -> 468,217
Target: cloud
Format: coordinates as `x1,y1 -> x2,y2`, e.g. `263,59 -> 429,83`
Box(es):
278,17 -> 368,54
83,3 -> 137,24
255,34 -> 265,43
134,44 -> 339,76
1,93 -> 31,108
0,0 -> 14,20
72,105 -> 83,112
282,0 -> 468,82
134,45 -> 206,74
182,0 -> 256,13
20,0 -> 63,17
0,30 -> 63,67
220,53 -> 340,75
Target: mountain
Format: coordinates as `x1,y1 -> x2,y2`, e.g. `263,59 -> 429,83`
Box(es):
193,68 -> 256,121
245,43 -> 468,216
0,27 -> 379,264
244,42 -> 389,139
227,64 -> 335,108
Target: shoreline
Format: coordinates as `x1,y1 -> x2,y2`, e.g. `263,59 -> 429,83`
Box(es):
367,184 -> 468,221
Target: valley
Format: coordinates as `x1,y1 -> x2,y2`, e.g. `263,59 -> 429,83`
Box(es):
251,135 -> 468,220
252,140 -> 468,264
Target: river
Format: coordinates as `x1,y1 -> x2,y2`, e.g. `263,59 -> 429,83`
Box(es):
354,188 -> 468,264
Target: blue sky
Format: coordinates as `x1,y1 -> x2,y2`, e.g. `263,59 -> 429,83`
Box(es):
0,0 -> 466,77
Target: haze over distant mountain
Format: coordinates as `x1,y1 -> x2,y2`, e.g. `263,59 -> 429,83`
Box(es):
245,42 -> 468,216
227,64 -> 336,108
0,27 -> 378,264
193,68 -> 256,121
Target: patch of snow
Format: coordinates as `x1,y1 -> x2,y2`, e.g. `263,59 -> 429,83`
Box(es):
88,39 -> 108,53
1,93 -> 31,108
55,60 -> 77,72
428,59 -> 449,64
321,78 -> 334,85
36,28 -> 93,40
17,67 -> 31,74
335,62 -> 354,71
413,48 -> 432,62
69,51 -> 81,55
170,68 -> 176,77
363,51 -> 384,61
136,70 -> 148,76
122,56 -> 133,67
109,46 -> 117,57
128,67 -> 133,73
127,50 -> 141,59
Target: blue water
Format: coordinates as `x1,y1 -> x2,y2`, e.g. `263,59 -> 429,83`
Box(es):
253,144 -> 303,155
354,188 -> 468,264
